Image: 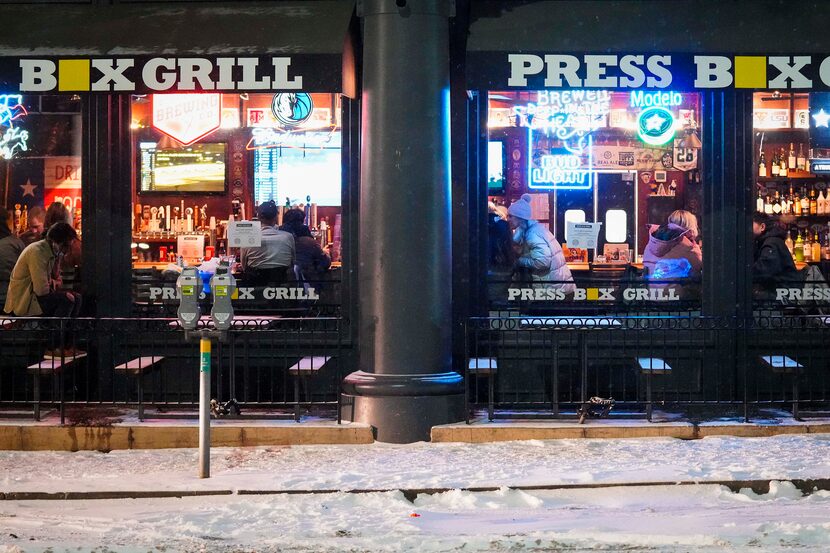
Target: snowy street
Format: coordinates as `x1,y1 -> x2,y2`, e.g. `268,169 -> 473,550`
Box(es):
1,434 -> 830,551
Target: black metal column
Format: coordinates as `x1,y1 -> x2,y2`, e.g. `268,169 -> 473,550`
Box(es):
342,0 -> 464,443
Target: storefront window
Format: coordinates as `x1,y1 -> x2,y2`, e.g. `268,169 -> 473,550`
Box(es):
486,90 -> 703,313
751,92 -> 830,312
129,92 -> 344,315
0,94 -> 84,314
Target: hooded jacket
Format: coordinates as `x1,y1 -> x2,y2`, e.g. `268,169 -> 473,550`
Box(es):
753,225 -> 800,288
642,223 -> 703,280
513,220 -> 576,294
3,239 -> 58,316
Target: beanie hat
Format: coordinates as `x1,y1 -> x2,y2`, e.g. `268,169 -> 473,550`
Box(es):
507,193 -> 533,220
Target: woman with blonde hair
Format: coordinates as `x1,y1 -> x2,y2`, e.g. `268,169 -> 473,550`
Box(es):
667,209 -> 700,243
642,210 -> 703,299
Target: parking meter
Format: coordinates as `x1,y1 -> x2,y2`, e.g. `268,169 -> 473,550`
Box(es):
176,266 -> 201,330
210,264 -> 236,331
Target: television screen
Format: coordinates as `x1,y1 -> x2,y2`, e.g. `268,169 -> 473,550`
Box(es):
488,140 -> 505,193
140,142 -> 226,194
253,131 -> 342,206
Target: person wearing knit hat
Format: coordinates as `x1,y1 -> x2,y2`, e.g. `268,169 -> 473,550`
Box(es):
507,194 -> 575,295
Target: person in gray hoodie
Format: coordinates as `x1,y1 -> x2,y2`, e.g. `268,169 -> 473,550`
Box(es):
507,194 -> 576,295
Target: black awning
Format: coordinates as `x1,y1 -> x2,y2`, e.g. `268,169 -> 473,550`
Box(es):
0,1 -> 356,94
469,0 -> 830,54
467,0 -> 830,91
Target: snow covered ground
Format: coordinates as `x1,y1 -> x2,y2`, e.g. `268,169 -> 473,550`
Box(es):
1,434 -> 830,551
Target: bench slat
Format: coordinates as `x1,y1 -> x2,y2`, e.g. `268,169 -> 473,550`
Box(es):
636,357 -> 672,373
468,358 -> 498,374
288,356 -> 331,375
115,356 -> 164,373
760,355 -> 804,374
28,353 -> 87,373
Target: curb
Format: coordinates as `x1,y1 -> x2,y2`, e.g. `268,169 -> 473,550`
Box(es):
0,423 -> 375,451
4,478 -> 830,502
431,421 -> 830,442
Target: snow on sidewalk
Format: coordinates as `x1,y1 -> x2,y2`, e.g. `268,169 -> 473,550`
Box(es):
1,434 -> 829,493
2,483 -> 830,552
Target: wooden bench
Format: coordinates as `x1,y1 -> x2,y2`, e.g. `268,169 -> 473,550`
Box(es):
467,358 -> 498,422
287,356 -> 331,421
635,357 -> 672,421
114,356 -> 165,421
759,355 -> 805,420
27,353 -> 87,423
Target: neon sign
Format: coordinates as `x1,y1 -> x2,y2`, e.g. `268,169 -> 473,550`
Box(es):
0,126 -> 29,159
529,132 -> 594,190
245,126 -> 337,151
637,106 -> 676,146
630,90 -> 682,108
0,95 -> 27,127
512,90 -> 611,135
813,108 -> 830,128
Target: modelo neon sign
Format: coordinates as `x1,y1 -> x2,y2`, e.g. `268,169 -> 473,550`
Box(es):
630,90 -> 682,108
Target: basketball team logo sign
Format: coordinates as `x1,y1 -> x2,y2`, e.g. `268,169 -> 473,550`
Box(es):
271,93 -> 313,128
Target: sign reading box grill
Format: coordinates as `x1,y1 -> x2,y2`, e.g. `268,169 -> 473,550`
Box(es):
566,222 -> 601,249
228,221 -> 262,248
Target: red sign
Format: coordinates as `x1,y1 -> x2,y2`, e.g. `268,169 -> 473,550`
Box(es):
152,94 -> 221,145
44,156 -> 82,211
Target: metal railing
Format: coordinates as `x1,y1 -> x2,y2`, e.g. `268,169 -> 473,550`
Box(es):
0,316 -> 346,422
464,314 -> 830,421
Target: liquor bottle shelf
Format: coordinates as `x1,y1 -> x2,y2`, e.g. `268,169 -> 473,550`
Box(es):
765,213 -> 830,221
757,175 -> 820,182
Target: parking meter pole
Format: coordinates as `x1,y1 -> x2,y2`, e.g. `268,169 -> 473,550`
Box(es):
199,337 -> 211,479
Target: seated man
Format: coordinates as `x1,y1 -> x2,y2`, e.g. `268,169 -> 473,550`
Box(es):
4,222 -> 83,356
18,206 -> 45,246
240,201 -> 296,287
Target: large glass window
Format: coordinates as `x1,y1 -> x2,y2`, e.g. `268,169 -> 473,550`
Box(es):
751,92 -> 830,313
485,90 -> 703,313
129,93 -> 344,316
0,94 -> 84,311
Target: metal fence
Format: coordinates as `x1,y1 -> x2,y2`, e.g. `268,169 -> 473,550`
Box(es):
0,316 -> 346,423
464,314 -> 830,421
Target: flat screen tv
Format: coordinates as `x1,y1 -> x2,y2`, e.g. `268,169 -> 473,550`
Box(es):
139,142 -> 227,194
253,131 -> 342,206
488,140 -> 505,194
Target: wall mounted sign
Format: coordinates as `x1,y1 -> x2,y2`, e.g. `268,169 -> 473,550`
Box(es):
151,94 -> 221,145
43,156 -> 82,209
637,106 -> 676,146
529,134 -> 595,190
271,92 -> 314,128
4,55 -> 344,93
468,53 -> 830,91
753,108 -> 790,129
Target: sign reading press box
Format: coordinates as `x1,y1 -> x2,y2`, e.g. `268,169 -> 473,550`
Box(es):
468,53 -> 830,91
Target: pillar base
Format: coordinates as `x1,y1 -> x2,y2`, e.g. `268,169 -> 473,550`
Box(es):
341,371 -> 465,443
